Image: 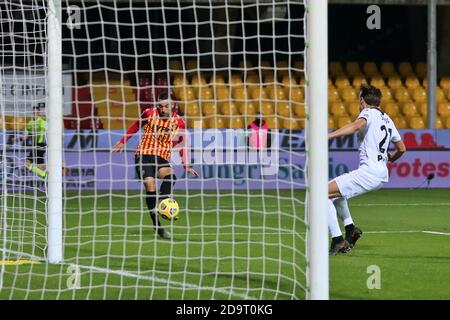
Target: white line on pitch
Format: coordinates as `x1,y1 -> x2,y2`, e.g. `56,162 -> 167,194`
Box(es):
74,264 -> 257,300
422,231 -> 450,236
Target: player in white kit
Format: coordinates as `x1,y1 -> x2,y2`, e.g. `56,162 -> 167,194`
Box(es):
327,85 -> 407,255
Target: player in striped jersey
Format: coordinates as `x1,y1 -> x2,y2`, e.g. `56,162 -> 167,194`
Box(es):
112,92 -> 198,239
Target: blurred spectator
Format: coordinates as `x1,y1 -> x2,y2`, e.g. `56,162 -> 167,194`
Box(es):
247,114 -> 271,149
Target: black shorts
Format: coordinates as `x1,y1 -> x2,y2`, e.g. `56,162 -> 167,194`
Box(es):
135,154 -> 171,179
26,144 -> 46,165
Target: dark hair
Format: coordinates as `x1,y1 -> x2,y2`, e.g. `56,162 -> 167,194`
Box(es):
157,91 -> 175,101
359,84 -> 382,107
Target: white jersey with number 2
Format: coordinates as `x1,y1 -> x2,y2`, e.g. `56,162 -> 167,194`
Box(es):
357,107 -> 401,182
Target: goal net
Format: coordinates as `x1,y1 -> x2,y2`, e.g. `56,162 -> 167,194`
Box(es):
1,0 -> 327,300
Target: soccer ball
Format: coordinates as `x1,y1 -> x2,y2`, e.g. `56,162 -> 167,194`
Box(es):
158,198 -> 180,221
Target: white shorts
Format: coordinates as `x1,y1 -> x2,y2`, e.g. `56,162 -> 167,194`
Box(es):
334,167 -> 384,199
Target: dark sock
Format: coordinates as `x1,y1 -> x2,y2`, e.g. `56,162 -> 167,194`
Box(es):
345,224 -> 355,234
159,174 -> 176,201
146,191 -> 161,229
332,235 -> 344,243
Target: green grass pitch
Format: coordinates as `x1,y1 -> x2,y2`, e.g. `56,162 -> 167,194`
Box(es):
0,189 -> 449,300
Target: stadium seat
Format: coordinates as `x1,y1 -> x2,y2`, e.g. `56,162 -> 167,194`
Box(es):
289,87 -> 304,102
246,73 -> 259,84
405,76 -> 421,89
239,60 -> 253,69
238,101 -> 258,115
293,103 -> 306,117
328,117 -> 335,129
384,102 -> 400,116
250,86 -> 267,101
184,102 -> 201,117
394,87 -> 411,102
266,84 -> 286,100
276,102 -> 292,117
370,75 -> 386,88
173,74 -> 188,87
346,101 -> 360,118
439,76 -> 450,90
436,88 -> 446,103
398,62 -> 414,77
402,101 -> 419,117
330,61 -> 343,74
220,101 -> 239,115
392,115 -> 407,129
335,75 -> 351,89
294,61 -> 304,72
228,116 -> 245,129
202,102 -> 218,116
205,116 -> 226,129
352,75 -> 367,88
231,86 -> 248,101
418,103 -> 427,116
328,87 -> 341,103
335,116 -> 352,128
411,88 -> 427,103
445,117 -> 450,129
282,75 -> 297,88
197,87 -> 214,100
436,116 -> 443,129
215,86 -> 230,101
340,87 -> 358,102
345,61 -> 360,77
282,118 -> 301,130
388,75 -> 403,89
380,62 -> 396,77
380,87 -> 394,101
409,116 -> 425,129
210,75 -> 226,85
260,102 -> 275,115
186,60 -> 198,71
264,73 -> 275,84
169,60 -> 182,71
363,62 -> 379,77
264,116 -> 280,129
187,117 -> 206,129
446,88 -> 450,102
230,74 -> 243,86
415,62 -> 427,79
176,87 -> 195,103
330,102 -> 347,116
438,103 -> 450,117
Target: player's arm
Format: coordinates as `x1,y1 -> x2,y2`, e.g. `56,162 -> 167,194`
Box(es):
328,118 -> 367,140
112,109 -> 150,152
173,118 -> 199,177
388,140 -> 406,162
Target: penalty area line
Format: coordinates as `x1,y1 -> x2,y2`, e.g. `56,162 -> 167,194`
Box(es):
74,264 -> 257,300
422,231 -> 450,236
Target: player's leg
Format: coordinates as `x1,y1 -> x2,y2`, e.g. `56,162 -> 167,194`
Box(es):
327,198 -> 350,255
157,165 -> 176,202
25,148 -> 46,179
333,196 -> 362,248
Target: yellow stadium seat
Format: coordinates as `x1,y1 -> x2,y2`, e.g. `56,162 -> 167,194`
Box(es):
436,117 -> 443,129
184,102 -> 201,117
264,73 -> 275,84
282,118 -> 302,130
411,88 -> 427,103
202,102 -> 218,116
352,75 -> 367,88
384,102 -> 400,116
220,102 -> 239,115
402,101 -> 418,117
335,76 -> 351,89
210,75 -> 226,85
197,87 -> 214,100
330,61 -> 344,76
335,116 -> 352,128
347,101 -> 360,118
446,89 -> 450,102
266,84 -> 286,101
439,76 -> 450,90
265,116 -> 280,129
230,74 -> 243,86
277,102 -> 292,117
238,101 -> 258,115
405,76 -> 421,89
169,60 -> 182,71
394,87 -> 411,102
392,116 -> 407,129
340,87 -> 358,102
380,62 -> 396,77
293,103 -> 305,117
176,87 -> 195,103
445,117 -> 450,129
187,117 -> 206,129
388,76 -> 403,89
294,61 -> 304,71
438,103 -> 450,117
246,73 -> 259,84
330,102 -> 347,116
380,87 -> 394,101
250,86 -> 267,101
260,102 -> 275,115
186,60 -> 197,71
370,75 -> 386,88
289,87 -> 304,102
173,74 -> 189,87
239,60 -> 253,69
415,62 -> 427,79
328,87 -> 341,103
418,103 -> 427,116
328,117 -> 335,129
228,117 -> 245,129
436,88 -> 446,103
299,77 -> 306,86
215,86 -> 230,101
363,62 -> 379,77
345,61 -> 360,77
232,86 -> 248,101
409,116 -> 425,129
282,76 -> 297,91
399,62 -> 414,77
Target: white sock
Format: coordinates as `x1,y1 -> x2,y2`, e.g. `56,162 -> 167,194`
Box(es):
327,199 -> 342,238
333,197 -> 354,227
